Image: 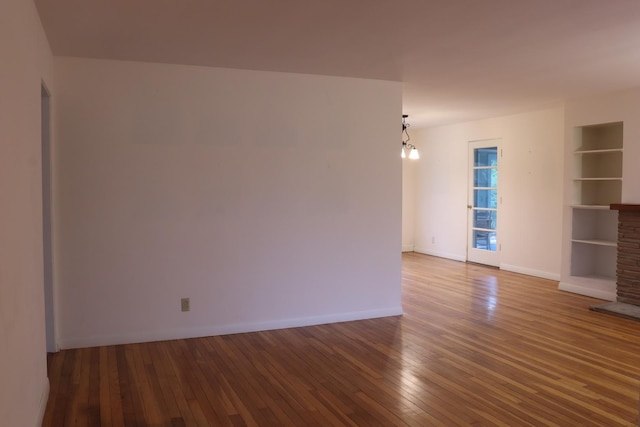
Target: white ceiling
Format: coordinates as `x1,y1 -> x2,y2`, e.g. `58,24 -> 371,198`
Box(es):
35,0 -> 640,127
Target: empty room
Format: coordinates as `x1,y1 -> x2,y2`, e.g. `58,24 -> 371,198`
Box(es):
2,1 -> 640,426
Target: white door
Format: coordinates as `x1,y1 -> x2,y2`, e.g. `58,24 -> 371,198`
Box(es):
467,140 -> 500,267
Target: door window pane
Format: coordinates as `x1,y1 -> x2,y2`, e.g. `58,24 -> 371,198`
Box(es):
473,230 -> 497,251
474,168 -> 498,188
474,148 -> 497,167
473,210 -> 497,230
474,190 -> 497,208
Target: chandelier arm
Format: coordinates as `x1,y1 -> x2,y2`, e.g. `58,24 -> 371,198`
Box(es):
401,115 -> 419,159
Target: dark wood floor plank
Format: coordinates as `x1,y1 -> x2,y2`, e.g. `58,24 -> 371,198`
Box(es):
70,347 -> 91,426
87,347 -> 101,425
115,345 -> 139,427
106,346 -> 125,426
42,349 -> 64,426
45,348 -> 70,426
98,346 -> 111,426
146,343 -> 181,422
43,253 -> 640,426
174,340 -> 228,426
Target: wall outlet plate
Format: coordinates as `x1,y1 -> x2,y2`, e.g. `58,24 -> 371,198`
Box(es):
181,297 -> 190,312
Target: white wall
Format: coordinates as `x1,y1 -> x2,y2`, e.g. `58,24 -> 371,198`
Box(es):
54,57 -> 403,348
409,106 -> 564,279
0,1 -> 54,425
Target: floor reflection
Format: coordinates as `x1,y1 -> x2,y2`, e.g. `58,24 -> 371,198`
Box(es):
471,275 -> 498,322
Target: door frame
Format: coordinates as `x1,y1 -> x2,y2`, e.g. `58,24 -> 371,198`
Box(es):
42,83 -> 56,352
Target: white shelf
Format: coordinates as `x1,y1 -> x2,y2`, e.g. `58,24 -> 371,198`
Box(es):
570,242 -> 617,279
571,239 -> 616,247
571,274 -> 616,283
571,208 -> 618,243
569,274 -> 616,283
566,121 -> 622,296
559,280 -> 616,301
574,148 -> 623,155
570,274 -> 616,284
574,121 -> 623,151
571,205 -> 611,210
572,179 -> 622,206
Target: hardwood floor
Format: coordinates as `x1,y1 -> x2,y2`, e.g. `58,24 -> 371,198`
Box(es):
43,253 -> 640,426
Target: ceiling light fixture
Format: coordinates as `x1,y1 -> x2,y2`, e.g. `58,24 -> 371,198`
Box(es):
401,115 -> 419,159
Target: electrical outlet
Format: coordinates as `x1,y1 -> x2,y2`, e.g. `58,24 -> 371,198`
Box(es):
181,297 -> 190,312
432,236 -> 435,244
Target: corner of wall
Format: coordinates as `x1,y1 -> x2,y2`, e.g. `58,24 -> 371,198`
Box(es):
413,247 -> 467,262
36,378 -> 50,427
59,306 -> 405,349
500,264 -> 560,281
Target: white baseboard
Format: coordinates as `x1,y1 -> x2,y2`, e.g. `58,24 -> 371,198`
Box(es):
36,377 -> 49,427
413,247 -> 466,262
411,251 -> 560,282
500,264 -> 560,281
558,281 -> 616,301
401,244 -> 415,252
58,306 -> 404,349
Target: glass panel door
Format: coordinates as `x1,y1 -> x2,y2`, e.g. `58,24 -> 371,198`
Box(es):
468,141 -> 500,266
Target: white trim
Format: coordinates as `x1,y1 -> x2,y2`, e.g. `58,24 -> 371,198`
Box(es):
58,307 -> 404,349
401,244 -> 415,252
558,281 -> 616,301
36,378 -> 49,427
414,247 -> 466,262
500,264 -> 560,281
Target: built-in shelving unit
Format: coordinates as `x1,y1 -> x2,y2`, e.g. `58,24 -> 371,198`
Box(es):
566,122 -> 622,297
